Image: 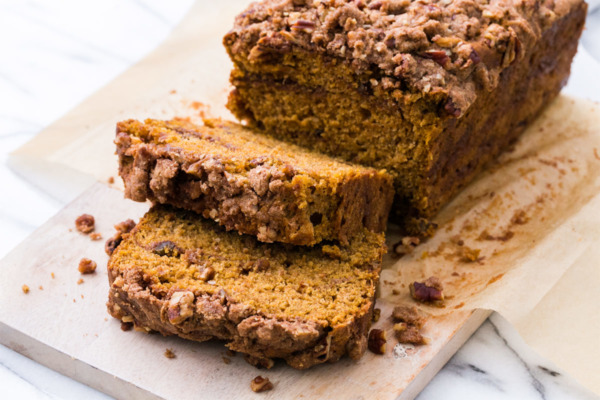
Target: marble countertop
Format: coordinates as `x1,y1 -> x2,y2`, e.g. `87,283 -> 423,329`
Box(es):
1,1 -> 599,399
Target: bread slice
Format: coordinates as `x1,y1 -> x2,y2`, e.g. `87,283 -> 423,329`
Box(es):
107,205 -> 385,369
116,118 -> 394,246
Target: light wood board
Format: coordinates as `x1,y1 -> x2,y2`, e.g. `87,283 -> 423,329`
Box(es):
0,183 -> 490,400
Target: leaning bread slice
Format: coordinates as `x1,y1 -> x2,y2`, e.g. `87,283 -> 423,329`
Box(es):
115,118 -> 394,246
107,205 -> 384,369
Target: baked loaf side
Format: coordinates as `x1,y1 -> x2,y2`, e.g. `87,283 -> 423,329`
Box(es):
224,0 -> 587,228
116,118 -> 394,246
107,205 -> 385,369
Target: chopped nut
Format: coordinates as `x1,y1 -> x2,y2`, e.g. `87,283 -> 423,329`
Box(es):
78,258 -> 97,274
90,232 -> 102,241
291,19 -> 315,32
105,233 -> 123,256
410,277 -> 444,303
164,348 -> 176,359
107,176 -> 115,184
75,214 -> 95,234
121,322 -> 133,331
114,219 -> 136,234
393,322 -> 407,332
367,329 -> 387,355
250,376 -> 274,393
151,241 -> 181,257
372,308 -> 381,322
22,284 -> 30,294
38,285 -> 43,290
51,272 -> 55,279
392,236 -> 420,257
421,49 -> 450,67
166,291 -> 195,324
77,278 -> 84,285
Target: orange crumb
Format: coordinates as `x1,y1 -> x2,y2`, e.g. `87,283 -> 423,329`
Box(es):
22,285 -> 30,294
170,89 -> 177,94
38,285 -> 43,290
51,272 -> 55,279
108,176 -> 115,184
77,278 -> 84,285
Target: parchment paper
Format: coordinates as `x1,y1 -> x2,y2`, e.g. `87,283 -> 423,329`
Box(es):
10,0 -> 600,394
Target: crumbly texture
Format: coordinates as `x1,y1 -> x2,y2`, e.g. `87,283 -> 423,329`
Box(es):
106,205 -> 385,369
116,118 -> 394,246
224,0 -> 587,227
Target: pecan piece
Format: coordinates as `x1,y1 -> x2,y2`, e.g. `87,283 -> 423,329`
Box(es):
410,277 -> 444,303
421,50 -> 450,67
114,219 -> 136,234
75,214 -> 95,234
105,233 -> 123,256
151,241 -> 181,257
291,20 -> 315,33
250,376 -> 274,393
78,258 -> 97,274
167,291 -> 195,324
367,329 -> 387,355
392,236 -> 420,257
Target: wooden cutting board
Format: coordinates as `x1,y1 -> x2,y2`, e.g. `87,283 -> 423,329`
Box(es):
0,183 -> 489,400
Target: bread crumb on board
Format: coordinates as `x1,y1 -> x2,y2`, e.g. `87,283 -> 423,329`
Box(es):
75,214 -> 95,234
78,258 -> 97,274
250,376 -> 274,393
22,284 -> 30,294
164,348 -> 176,359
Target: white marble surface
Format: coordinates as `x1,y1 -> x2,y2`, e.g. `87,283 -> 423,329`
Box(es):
1,1 -> 599,399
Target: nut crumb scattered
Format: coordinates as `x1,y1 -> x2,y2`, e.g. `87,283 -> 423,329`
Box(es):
75,214 -> 95,234
410,277 -> 444,305
107,176 -> 115,184
90,232 -> 102,241
38,285 -> 43,290
114,219 -> 136,234
367,329 -> 386,355
78,258 -> 97,274
22,285 -> 30,294
121,322 -> 133,331
77,278 -> 84,285
250,376 -> 274,393
392,236 -> 420,257
164,348 -> 176,359
51,272 -> 55,279
391,306 -> 428,345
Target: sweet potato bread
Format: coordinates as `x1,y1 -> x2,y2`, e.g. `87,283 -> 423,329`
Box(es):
106,205 -> 385,369
224,0 -> 587,228
116,118 -> 394,245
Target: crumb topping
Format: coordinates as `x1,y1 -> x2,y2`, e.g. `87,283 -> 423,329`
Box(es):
226,0 -> 563,115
